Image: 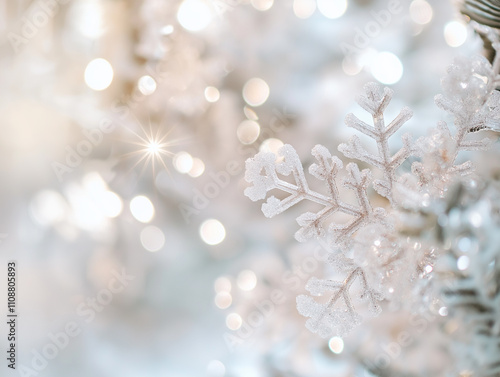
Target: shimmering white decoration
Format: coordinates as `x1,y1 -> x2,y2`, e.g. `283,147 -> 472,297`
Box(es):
245,34 -> 500,337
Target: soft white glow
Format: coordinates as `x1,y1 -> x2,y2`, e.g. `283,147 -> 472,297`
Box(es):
205,86 -> 220,102
438,306 -> 448,316
101,191 -> 123,218
237,120 -> 261,145
425,265 -> 433,273
200,219 -> 226,245
30,190 -> 67,226
371,52 -> 403,85
293,0 -> 316,19
259,138 -> 284,155
237,270 -> 257,291
207,360 -> 226,377
70,0 -> 106,39
177,0 -> 213,32
317,0 -> 347,19
457,255 -> 470,271
215,292 -> 232,309
140,225 -> 165,252
342,57 -> 363,76
188,158 -> 205,177
251,0 -> 273,11
409,0 -> 433,25
243,78 -> 270,107
244,106 -> 259,121
328,337 -> 344,354
84,58 -> 113,91
130,195 -> 155,223
173,151 -> 194,174
444,21 -> 467,47
161,25 -> 174,35
214,276 -> 232,293
226,313 -> 242,330
138,75 -> 157,95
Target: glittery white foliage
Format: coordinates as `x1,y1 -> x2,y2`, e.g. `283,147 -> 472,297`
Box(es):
244,27 -> 500,338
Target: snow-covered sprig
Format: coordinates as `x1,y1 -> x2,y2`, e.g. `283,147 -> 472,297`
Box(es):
244,26 -> 500,338
412,33 -> 500,194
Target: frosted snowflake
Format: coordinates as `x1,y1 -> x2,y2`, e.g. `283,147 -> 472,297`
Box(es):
244,27 -> 500,337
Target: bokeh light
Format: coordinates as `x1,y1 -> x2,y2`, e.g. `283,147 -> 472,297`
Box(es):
457,255 -> 470,271
237,270 -> 257,291
226,313 -> 243,330
328,337 -> 344,354
215,292 -> 232,309
260,138 -> 284,155
188,158 -> 205,177
214,276 -> 232,293
140,225 -> 165,252
293,0 -> 316,19
84,58 -> 113,91
207,360 -> 226,377
205,86 -> 220,102
130,195 -> 155,223
317,0 -> 347,19
173,151 -> 194,174
444,21 -> 467,47
237,120 -> 261,144
410,0 -> 433,25
371,52 -> 403,85
243,78 -> 270,107
200,219 -> 226,245
177,0 -> 213,32
251,0 -> 274,11
138,75 -> 157,96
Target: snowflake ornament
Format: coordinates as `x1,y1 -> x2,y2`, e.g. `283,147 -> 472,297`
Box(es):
244,27 -> 500,337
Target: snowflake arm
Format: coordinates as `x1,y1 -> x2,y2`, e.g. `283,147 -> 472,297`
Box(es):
339,83 -> 414,204
297,267 -> 382,337
245,144 -> 385,248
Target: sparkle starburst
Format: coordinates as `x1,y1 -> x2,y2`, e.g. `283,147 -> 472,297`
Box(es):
121,115 -> 182,177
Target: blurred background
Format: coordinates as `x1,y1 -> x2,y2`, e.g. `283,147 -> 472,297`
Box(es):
0,0 -> 488,376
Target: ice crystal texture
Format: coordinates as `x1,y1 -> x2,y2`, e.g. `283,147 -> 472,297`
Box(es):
244,28 -> 500,337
